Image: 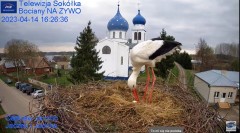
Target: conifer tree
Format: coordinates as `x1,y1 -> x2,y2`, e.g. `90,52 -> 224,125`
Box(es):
69,21 -> 104,84
155,29 -> 177,79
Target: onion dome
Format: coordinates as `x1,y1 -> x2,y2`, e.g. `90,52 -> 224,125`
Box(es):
132,10 -> 146,25
107,4 -> 129,31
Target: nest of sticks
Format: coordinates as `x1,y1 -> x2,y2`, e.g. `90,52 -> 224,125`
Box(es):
27,81 -> 225,133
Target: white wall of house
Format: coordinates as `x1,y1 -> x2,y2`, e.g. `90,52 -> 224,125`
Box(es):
209,86 -> 238,103
194,76 -> 210,102
194,76 -> 238,104
55,62 -> 70,70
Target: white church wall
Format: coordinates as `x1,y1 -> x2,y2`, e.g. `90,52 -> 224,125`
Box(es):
116,43 -> 129,78
96,39 -> 130,80
96,39 -> 118,77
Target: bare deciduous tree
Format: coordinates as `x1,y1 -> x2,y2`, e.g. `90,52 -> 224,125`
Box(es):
215,42 -> 239,57
4,39 -> 40,80
196,38 -> 215,71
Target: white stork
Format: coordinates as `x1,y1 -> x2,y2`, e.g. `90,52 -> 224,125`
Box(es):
128,38 -> 182,103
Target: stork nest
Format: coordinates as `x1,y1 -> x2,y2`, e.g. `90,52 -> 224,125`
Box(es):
27,81 -> 225,133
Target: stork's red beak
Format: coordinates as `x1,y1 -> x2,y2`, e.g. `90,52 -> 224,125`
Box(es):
132,88 -> 139,102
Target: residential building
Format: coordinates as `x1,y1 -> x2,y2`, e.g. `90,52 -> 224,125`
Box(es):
1,60 -> 25,73
194,70 -> 239,106
52,55 -> 70,69
25,56 -> 53,75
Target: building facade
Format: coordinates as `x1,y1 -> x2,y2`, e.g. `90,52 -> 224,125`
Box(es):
95,4 -> 146,80
95,5 -> 146,80
194,70 -> 239,104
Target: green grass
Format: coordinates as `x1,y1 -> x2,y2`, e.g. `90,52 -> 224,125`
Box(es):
0,105 -> 16,133
0,74 -> 15,87
167,65 -> 179,84
137,68 -> 164,84
0,74 -> 5,81
3,70 -> 72,87
40,69 -> 72,87
185,69 -> 194,89
185,69 -> 201,99
172,65 -> 179,77
137,66 -> 179,85
8,71 -> 35,82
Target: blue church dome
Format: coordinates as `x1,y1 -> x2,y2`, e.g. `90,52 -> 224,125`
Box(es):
107,5 -> 129,31
133,10 -> 146,25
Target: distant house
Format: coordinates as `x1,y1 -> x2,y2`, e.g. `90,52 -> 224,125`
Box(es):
194,70 -> 239,106
0,59 -> 4,72
52,56 -> 70,69
1,60 -> 26,73
25,57 -> 53,75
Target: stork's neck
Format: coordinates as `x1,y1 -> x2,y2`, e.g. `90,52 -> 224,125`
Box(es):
128,67 -> 141,89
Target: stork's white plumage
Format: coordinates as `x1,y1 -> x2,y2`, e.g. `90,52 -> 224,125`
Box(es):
128,38 -> 182,103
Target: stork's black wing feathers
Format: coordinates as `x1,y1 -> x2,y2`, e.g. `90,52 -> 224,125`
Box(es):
149,40 -> 182,60
151,37 -> 162,41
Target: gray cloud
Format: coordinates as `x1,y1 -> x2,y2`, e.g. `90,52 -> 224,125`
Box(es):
0,0 -> 239,53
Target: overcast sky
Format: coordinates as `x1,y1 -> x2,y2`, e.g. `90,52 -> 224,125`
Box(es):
0,0 -> 239,54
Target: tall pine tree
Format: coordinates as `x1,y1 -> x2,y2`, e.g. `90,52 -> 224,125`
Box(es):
69,21 -> 104,84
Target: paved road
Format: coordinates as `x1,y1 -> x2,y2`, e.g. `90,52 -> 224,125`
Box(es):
0,80 -> 36,116
174,62 -> 187,89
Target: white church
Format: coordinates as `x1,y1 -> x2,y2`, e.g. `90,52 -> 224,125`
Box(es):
95,4 -> 146,80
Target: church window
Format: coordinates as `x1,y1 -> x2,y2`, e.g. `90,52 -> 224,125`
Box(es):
138,32 -> 141,40
134,32 -> 137,40
102,46 -> 111,54
119,32 -> 122,39
121,56 -> 123,65
113,32 -> 115,38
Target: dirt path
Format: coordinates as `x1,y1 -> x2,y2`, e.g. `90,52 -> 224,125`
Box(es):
174,62 -> 187,89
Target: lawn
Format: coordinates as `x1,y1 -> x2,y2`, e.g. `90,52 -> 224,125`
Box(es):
137,65 -> 179,85
3,70 -> 71,87
40,69 -> 72,87
0,74 -> 5,82
185,69 -> 201,99
8,71 -> 35,82
137,68 -> 163,83
0,105 -> 15,133
185,69 -> 194,89
167,65 -> 179,85
0,74 -> 15,87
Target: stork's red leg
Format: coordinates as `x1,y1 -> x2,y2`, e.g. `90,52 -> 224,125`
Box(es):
148,67 -> 156,103
143,65 -> 150,102
132,88 -> 139,102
